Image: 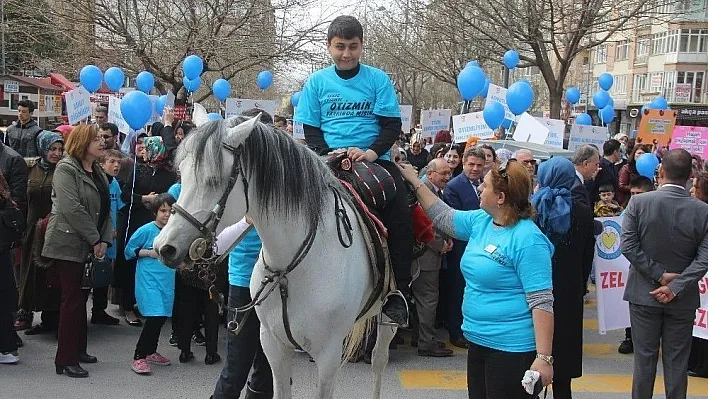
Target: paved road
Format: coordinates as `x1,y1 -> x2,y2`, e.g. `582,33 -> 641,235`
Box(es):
2,286 -> 708,398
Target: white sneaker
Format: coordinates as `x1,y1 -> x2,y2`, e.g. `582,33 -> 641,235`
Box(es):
0,351 -> 19,364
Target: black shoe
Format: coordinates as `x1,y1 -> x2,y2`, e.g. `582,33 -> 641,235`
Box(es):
192,330 -> 206,346
204,353 -> 221,365
449,337 -> 469,349
91,311 -> 120,325
56,364 -> 89,378
169,332 -> 178,347
688,369 -> 708,378
382,294 -> 409,327
25,324 -> 56,336
179,350 -> 194,363
618,339 -> 633,354
418,347 -> 454,357
79,353 -> 98,364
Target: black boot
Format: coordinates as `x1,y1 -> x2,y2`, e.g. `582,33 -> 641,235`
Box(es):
382,289 -> 410,327
244,382 -> 273,399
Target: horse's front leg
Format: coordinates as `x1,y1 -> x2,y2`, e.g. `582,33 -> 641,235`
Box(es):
260,328 -> 293,399
313,337 -> 347,399
371,321 -> 397,399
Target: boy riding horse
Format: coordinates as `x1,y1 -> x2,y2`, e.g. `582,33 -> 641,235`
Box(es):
294,15 -> 413,326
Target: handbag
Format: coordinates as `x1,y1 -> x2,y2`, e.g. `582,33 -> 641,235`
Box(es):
0,206 -> 24,252
81,254 -> 114,290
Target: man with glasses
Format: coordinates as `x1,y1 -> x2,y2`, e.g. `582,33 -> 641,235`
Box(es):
98,123 -> 120,151
513,149 -> 537,178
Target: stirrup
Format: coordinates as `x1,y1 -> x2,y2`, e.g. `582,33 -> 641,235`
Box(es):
379,290 -> 409,327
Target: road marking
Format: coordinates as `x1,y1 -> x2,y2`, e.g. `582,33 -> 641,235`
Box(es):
583,318 -> 598,330
399,371 -> 708,394
444,342 -> 626,358
584,298 -> 597,307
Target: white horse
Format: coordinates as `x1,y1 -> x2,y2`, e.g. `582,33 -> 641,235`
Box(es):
153,105 -> 397,399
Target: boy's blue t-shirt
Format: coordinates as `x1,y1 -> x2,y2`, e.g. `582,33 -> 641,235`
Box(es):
106,177 -> 124,259
294,64 -> 401,160
168,183 -> 181,201
228,227 -> 262,288
452,209 -> 554,353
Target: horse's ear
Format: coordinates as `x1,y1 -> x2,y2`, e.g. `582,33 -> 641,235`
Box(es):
226,113 -> 261,144
192,103 -> 209,127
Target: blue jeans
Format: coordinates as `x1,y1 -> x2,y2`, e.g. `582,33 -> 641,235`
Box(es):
213,285 -> 272,398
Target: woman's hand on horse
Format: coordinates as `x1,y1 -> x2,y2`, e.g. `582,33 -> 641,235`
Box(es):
346,147 -> 377,162
530,357 -> 554,386
396,162 -> 421,185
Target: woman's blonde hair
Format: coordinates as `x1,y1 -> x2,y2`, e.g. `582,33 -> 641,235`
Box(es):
65,124 -> 99,160
489,160 -> 534,225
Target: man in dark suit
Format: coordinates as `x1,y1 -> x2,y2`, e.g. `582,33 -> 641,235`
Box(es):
442,147 -> 484,348
572,144 -> 600,207
587,139 -> 621,203
621,149 -> 708,399
412,158 -> 453,357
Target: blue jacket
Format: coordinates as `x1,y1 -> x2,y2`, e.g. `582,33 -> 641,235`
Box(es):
443,173 -> 480,212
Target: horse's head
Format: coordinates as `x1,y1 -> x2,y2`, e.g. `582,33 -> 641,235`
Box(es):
153,103 -> 260,267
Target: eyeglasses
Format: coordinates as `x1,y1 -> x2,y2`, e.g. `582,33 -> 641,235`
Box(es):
431,170 -> 452,177
99,134 -> 112,140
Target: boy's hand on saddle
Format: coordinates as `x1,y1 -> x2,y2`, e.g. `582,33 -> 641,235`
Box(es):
346,147 -> 377,163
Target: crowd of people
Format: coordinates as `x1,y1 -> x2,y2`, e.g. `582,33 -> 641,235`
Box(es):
1,14 -> 708,399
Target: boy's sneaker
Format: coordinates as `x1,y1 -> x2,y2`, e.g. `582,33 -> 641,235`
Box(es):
0,351 -> 19,364
618,338 -> 634,354
146,352 -> 171,366
193,330 -> 206,346
169,332 -> 178,347
131,358 -> 151,374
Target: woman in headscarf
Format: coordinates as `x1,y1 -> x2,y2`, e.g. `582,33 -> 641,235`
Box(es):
406,133 -> 429,171
114,135 -> 177,326
14,131 -> 64,334
531,157 -> 596,399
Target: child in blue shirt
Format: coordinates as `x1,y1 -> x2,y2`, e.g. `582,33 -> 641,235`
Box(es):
125,193 -> 176,375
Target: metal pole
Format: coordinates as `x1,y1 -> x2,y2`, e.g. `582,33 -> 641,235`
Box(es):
1,0 -> 6,75
503,66 -> 510,89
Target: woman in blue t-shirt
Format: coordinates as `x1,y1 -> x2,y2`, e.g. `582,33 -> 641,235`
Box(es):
398,158 -> 555,398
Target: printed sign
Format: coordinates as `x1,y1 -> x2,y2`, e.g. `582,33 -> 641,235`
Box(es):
400,105 -> 413,134
669,126 -> 708,159
485,83 -> 515,126
225,98 -> 277,119
536,117 -> 566,148
568,124 -> 608,151
513,113 -> 549,145
637,109 -> 676,147
452,112 -> 494,142
674,83 -> 692,103
3,80 -> 19,93
293,122 -> 305,140
420,109 -> 451,139
108,96 -> 130,134
65,86 -> 92,125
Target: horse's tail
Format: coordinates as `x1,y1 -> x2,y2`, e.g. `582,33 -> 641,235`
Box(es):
342,313 -> 377,362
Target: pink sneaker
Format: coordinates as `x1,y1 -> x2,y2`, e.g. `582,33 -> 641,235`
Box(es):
146,352 -> 171,366
131,358 -> 151,374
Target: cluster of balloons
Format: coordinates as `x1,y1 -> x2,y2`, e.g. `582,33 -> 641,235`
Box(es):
182,55 -> 204,94
565,73 -> 617,126
477,50 -> 534,130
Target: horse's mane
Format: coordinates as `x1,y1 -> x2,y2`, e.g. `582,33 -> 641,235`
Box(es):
177,117 -> 339,226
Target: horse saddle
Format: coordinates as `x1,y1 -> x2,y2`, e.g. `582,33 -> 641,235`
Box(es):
324,152 -> 396,214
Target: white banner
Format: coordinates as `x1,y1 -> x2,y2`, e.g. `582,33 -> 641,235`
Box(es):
420,109 -> 451,139
452,112 -> 494,142
225,98 -> 277,119
400,105 -> 413,134
536,117 -> 566,148
513,112 -> 549,145
147,95 -> 160,125
65,86 -> 92,125
485,83 -> 515,126
593,217 -> 708,338
108,95 -> 130,134
568,124 -> 608,152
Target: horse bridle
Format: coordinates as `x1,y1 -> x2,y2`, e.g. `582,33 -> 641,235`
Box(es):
170,143 -> 249,263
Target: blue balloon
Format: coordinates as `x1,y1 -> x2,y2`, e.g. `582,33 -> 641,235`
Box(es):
136,71 -> 154,93
120,91 -> 152,130
155,95 -> 167,117
104,67 -> 125,92
650,96 -> 668,110
592,90 -> 610,109
600,105 -> 615,124
183,55 -> 204,80
566,87 -> 581,104
607,96 -> 615,108
501,118 -> 513,130
503,50 -> 520,69
480,79 -> 490,99
575,113 -> 592,126
207,113 -> 223,121
257,70 -> 274,90
465,61 -> 480,69
457,65 -> 486,101
291,91 -> 301,107
79,65 -> 103,93
636,153 -> 660,179
212,78 -> 231,102
506,81 -> 534,115
183,76 -> 201,93
483,102 -> 506,130
598,73 -> 614,91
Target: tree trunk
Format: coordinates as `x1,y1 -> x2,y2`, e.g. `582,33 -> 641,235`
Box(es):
548,87 -> 563,120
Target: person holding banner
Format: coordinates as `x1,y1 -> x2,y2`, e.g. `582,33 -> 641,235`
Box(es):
621,149 -> 708,399
532,157 -> 596,399
689,172 -> 708,378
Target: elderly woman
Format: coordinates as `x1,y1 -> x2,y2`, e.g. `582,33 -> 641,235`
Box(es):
406,134 -> 429,171
42,124 -> 112,378
531,157 -> 596,399
398,159 -> 554,398
15,132 -> 64,335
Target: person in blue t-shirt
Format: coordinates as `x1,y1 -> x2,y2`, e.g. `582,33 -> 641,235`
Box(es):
294,15 -> 413,326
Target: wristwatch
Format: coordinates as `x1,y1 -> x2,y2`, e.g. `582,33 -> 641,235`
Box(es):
536,353 -> 554,365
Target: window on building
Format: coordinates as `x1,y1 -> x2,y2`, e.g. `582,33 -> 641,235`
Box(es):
667,29 -> 679,53
635,36 -> 650,63
678,29 -> 708,53
652,32 -> 667,55
616,40 -> 630,60
633,74 -> 648,96
663,71 -> 676,99
8,94 -> 32,110
595,44 -> 607,64
612,75 -> 628,95
649,72 -> 664,92
677,70 -> 706,102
